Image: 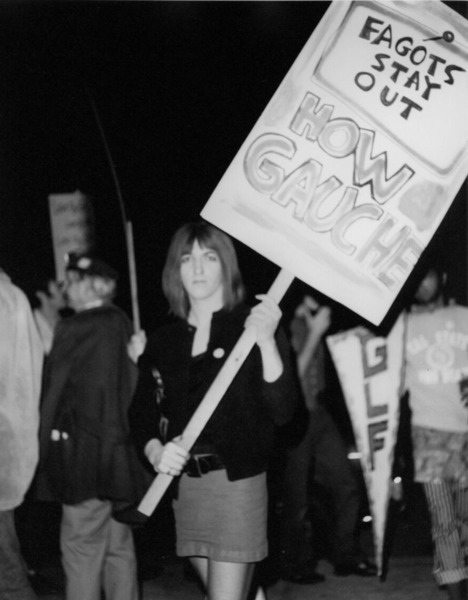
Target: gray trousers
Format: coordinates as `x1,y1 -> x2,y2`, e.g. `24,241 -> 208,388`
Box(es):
61,498 -> 138,600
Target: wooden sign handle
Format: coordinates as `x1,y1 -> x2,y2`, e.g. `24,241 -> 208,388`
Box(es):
137,267 -> 295,516
126,221 -> 141,334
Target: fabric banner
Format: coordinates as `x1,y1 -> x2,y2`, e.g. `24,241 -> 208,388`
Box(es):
48,190 -> 95,281
201,0 -> 468,325
326,314 -> 406,575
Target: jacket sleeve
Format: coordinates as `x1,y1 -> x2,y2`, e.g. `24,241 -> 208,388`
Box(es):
128,351 -> 164,456
259,325 -> 299,426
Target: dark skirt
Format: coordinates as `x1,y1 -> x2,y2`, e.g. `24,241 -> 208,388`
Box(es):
173,470 -> 267,562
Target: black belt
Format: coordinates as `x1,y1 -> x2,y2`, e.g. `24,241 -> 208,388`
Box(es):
185,454 -> 225,477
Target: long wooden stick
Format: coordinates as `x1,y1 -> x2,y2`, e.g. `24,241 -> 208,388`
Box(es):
138,267 -> 295,516
87,92 -> 141,333
126,221 -> 141,333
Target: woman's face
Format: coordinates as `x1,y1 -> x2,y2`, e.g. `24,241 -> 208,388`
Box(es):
180,239 -> 224,305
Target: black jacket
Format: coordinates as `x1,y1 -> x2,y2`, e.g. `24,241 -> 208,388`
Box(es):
36,304 -> 150,507
129,304 -> 297,481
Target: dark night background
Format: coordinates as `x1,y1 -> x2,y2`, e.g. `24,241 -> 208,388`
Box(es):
0,0 -> 467,332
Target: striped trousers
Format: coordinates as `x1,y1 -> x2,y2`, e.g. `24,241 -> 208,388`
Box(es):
423,479 -> 468,585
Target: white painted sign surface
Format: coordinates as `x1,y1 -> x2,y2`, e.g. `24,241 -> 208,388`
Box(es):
202,0 -> 468,324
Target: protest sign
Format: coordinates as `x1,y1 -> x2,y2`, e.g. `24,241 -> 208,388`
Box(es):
48,190 -> 94,281
326,315 -> 406,576
201,0 -> 468,325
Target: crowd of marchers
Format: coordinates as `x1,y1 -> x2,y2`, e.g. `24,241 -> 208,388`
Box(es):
1,222 -> 467,600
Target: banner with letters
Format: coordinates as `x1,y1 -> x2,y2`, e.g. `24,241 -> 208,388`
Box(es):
48,190 -> 95,281
201,0 -> 468,325
326,315 -> 406,575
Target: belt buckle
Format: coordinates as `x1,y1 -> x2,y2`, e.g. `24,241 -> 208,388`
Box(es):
188,455 -> 211,477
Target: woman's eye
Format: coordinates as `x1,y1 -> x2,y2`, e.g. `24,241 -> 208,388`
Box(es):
180,255 -> 191,264
207,253 -> 219,262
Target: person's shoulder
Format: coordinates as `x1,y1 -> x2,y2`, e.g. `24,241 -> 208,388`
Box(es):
96,306 -> 135,342
217,302 -> 250,323
448,303 -> 468,311
429,303 -> 467,315
101,303 -> 132,324
80,303 -> 129,322
410,303 -> 468,323
0,273 -> 32,313
136,320 -> 184,366
63,304 -> 131,336
146,318 -> 186,346
445,303 -> 468,319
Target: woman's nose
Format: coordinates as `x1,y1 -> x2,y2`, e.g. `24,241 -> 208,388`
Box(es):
193,258 -> 203,274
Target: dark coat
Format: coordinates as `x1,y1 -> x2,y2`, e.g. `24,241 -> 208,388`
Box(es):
129,304 -> 298,481
35,304 -> 150,508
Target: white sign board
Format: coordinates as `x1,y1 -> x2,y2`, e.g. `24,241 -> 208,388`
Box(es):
48,191 -> 94,281
201,0 -> 468,324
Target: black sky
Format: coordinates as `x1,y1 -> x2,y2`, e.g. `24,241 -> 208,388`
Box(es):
0,1 -> 466,331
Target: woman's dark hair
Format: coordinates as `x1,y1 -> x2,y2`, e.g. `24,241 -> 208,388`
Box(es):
162,221 -> 245,318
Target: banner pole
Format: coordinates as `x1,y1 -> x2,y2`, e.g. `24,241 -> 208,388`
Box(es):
126,221 -> 141,333
87,91 -> 141,332
137,267 -> 295,516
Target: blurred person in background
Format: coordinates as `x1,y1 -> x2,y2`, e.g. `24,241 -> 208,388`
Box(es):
405,265 -> 468,600
0,268 -> 43,600
35,254 -> 148,600
279,294 -> 377,583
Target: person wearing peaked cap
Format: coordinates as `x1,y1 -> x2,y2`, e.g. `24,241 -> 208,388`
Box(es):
65,253 -> 119,281
62,254 -> 119,313
35,252 -> 150,600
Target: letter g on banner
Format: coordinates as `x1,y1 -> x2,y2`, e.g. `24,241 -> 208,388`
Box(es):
358,330 -> 388,378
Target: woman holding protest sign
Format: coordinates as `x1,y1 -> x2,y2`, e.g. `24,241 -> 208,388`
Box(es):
129,221 -> 297,600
